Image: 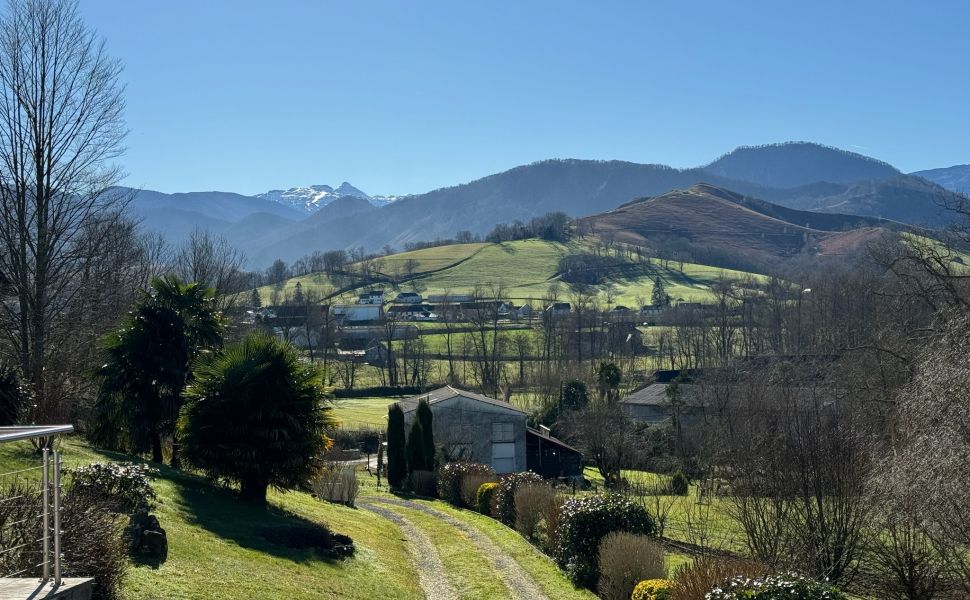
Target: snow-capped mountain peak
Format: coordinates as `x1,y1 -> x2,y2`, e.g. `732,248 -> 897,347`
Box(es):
256,182 -> 399,214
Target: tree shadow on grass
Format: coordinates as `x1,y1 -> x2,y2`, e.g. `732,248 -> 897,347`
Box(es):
66,446 -> 355,564
163,470 -> 352,564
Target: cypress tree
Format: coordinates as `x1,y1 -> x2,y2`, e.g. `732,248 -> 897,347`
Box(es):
406,418 -> 427,474
387,404 -> 407,488
416,399 -> 435,470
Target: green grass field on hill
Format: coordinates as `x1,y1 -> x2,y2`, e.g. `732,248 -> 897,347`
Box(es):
257,239 -> 767,307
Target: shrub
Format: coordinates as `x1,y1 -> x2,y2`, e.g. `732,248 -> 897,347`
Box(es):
313,465 -> 359,507
597,532 -> 666,600
70,462 -> 158,513
408,470 -> 438,497
669,557 -> 770,600
494,471 -> 544,526
476,482 -> 499,515
461,473 -> 496,508
670,471 -> 689,496
704,572 -> 848,599
0,482 -> 127,600
556,493 -> 657,589
513,484 -> 558,541
537,491 -> 565,555
61,489 -> 129,600
437,462 -> 494,506
632,579 -> 673,600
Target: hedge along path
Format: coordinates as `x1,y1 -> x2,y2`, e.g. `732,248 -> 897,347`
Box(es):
358,501 -> 458,600
370,497 -> 551,600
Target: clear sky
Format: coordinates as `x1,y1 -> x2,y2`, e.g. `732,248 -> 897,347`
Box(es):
78,0 -> 970,197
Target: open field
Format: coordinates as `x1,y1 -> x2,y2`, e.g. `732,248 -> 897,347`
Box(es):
256,239 -> 768,307
331,396 -> 395,429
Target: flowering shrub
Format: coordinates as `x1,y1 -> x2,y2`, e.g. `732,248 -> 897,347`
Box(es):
632,578 -> 673,600
476,482 -> 499,515
70,462 -> 158,513
437,462 -> 494,506
494,471 -> 544,526
555,493 -> 656,589
705,573 -> 847,599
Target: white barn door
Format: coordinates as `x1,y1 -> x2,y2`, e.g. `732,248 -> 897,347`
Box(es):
491,442 -> 516,473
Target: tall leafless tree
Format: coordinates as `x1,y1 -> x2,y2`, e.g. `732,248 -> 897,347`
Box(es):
0,0 -> 126,419
173,228 -> 245,307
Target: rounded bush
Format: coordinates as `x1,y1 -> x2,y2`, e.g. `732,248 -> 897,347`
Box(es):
494,471 -> 544,526
476,482 -> 499,516
705,573 -> 847,599
70,462 -> 158,514
632,579 -> 673,600
670,471 -> 689,496
437,462 -> 494,507
555,493 -> 657,589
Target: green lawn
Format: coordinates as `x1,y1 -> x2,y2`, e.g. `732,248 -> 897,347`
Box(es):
331,396 -> 395,429
0,438 -> 424,600
0,437 -> 610,599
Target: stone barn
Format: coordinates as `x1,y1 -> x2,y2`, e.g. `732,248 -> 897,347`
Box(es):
398,386 -> 527,473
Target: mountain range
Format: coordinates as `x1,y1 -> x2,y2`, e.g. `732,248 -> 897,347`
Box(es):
255,182 -> 400,214
125,142 -> 968,268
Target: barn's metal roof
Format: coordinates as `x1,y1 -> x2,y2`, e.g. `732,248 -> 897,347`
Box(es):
398,386 -> 527,414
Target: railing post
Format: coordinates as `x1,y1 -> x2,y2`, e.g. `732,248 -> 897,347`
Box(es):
41,447 -> 50,582
53,450 -> 62,586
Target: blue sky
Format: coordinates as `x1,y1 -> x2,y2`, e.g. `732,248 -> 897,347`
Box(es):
80,1 -> 969,196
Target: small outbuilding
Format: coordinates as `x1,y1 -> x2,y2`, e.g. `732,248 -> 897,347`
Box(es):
526,425 -> 583,479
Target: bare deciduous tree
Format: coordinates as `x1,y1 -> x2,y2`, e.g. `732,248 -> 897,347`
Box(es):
173,228 -> 245,307
0,0 -> 126,418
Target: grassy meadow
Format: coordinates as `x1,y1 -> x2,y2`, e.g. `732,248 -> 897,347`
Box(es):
256,239 -> 767,307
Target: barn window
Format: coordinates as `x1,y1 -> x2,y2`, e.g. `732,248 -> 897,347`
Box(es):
492,422 -> 514,442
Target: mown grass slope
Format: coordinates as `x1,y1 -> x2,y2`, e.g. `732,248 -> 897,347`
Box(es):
0,437 -> 601,599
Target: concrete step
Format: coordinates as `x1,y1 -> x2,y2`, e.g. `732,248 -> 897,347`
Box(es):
0,578 -> 93,600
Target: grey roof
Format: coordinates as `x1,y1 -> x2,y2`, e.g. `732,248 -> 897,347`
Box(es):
398,386 -> 527,415
526,427 -> 582,454
619,383 -> 703,407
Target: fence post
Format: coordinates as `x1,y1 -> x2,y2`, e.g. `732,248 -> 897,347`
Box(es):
41,447 -> 50,582
53,450 -> 62,586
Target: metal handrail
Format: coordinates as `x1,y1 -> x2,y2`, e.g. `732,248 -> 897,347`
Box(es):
0,425 -> 73,585
0,425 -> 74,443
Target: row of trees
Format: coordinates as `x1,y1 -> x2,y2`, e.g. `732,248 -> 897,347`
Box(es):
386,399 -> 434,489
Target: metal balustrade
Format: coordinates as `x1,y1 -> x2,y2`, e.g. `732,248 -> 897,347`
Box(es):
0,425 -> 74,590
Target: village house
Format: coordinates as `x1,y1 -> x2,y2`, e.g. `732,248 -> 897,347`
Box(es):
394,291 -> 423,304
398,386 -> 582,477
356,290 -> 385,305
619,370 -> 705,425
386,304 -> 437,321
545,302 -> 571,317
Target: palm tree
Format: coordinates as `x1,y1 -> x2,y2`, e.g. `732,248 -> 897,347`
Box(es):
178,334 -> 336,505
92,276 -> 223,464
